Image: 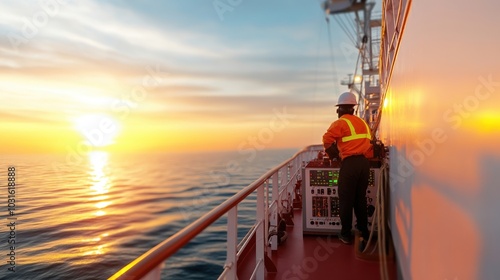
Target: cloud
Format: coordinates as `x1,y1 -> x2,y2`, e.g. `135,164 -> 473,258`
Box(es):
0,110 -> 65,125
130,90 -> 332,124
0,0 -> 344,133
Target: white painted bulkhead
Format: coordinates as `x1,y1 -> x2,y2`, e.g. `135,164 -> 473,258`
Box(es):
380,1 -> 500,279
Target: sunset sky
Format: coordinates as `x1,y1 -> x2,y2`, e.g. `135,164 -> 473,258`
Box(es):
0,0 -> 367,154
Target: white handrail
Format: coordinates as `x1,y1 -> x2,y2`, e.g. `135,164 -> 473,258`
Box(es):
109,145 -> 323,280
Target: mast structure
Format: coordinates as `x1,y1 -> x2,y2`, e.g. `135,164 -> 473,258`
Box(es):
323,0 -> 381,131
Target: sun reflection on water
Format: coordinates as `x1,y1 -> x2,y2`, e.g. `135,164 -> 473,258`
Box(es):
86,151 -> 112,255
82,232 -> 111,257
89,151 -> 111,196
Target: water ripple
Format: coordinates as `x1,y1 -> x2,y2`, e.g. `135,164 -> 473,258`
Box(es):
0,149 -> 296,279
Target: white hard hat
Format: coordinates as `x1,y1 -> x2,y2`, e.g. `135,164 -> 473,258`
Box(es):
336,92 -> 357,106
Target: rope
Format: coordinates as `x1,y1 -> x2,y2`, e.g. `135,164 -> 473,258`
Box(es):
334,16 -> 357,46
359,160 -> 390,280
378,161 -> 390,279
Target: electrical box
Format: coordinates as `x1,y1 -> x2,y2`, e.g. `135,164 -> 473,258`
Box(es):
302,159 -> 380,235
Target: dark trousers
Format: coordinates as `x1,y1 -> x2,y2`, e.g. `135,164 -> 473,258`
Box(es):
338,155 -> 370,240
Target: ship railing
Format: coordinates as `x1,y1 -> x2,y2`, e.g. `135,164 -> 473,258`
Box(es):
109,144 -> 323,280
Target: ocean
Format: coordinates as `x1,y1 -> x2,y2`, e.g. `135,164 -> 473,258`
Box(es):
0,148 -> 298,280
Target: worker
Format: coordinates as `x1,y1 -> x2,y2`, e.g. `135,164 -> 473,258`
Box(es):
323,91 -> 372,252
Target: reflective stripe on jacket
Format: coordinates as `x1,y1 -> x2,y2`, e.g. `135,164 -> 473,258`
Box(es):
339,116 -> 372,142
322,114 -> 372,159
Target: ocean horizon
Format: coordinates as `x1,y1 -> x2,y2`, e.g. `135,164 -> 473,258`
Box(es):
0,148 -> 298,279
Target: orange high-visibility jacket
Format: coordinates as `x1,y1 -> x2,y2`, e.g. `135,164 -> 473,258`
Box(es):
323,114 -> 372,160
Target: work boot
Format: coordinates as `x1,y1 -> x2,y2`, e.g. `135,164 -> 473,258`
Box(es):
338,232 -> 352,244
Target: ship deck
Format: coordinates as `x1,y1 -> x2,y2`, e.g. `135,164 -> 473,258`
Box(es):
237,208 -> 398,280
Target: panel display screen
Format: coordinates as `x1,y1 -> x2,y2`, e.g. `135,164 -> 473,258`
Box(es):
330,197 -> 340,217
309,170 -> 339,186
368,170 -> 375,186
312,197 -> 329,217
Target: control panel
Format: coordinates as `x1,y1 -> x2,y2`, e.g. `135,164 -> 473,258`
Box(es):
302,160 -> 379,235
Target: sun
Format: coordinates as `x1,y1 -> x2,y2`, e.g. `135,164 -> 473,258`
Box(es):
73,114 -> 121,147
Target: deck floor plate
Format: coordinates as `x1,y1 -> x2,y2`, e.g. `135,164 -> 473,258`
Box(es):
237,209 -> 397,280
